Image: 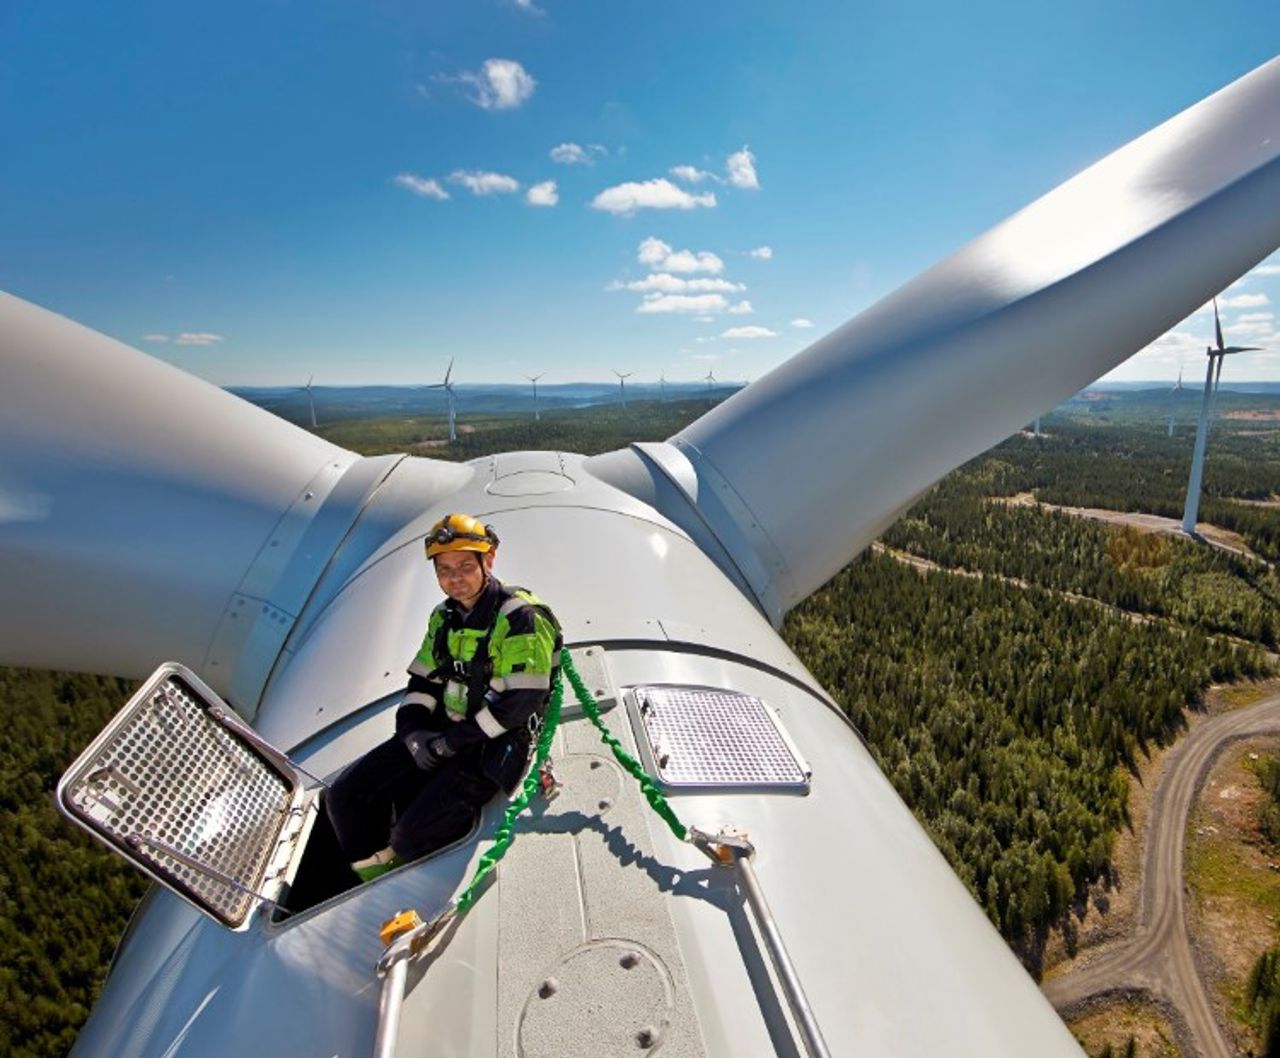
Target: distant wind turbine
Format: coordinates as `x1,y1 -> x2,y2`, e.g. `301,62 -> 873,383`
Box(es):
659,372 -> 666,404
613,370 -> 633,409
1181,299 -> 1260,535
303,374 -> 317,429
427,358 -> 458,443
703,369 -> 717,402
525,373 -> 544,422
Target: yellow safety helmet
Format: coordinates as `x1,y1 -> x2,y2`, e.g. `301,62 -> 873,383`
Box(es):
424,513 -> 499,558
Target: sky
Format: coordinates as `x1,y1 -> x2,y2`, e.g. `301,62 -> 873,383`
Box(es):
2,1 -> 1279,387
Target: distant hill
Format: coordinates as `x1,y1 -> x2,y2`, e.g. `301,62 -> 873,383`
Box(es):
228,382 -> 742,426
1089,380 -> 1280,394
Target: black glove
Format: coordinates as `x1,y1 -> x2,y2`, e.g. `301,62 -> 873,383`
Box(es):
404,732 -> 453,771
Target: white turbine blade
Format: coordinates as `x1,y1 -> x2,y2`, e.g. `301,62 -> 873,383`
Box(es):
590,57 -> 1280,624
1214,298 -> 1226,351
0,293 -> 469,712
0,294 -> 338,693
443,357 -> 454,386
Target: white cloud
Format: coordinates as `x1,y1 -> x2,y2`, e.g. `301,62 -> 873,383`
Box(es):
591,179 -> 716,215
670,164 -> 716,184
511,0 -> 543,12
636,237 -> 723,274
720,325 -> 776,339
450,170 -> 520,196
457,59 -> 536,110
1237,312 -> 1275,323
526,180 -> 558,206
551,142 -> 592,165
791,318 -> 814,329
1221,293 -> 1270,308
394,172 -> 449,200
174,332 -> 224,346
1225,320 -> 1276,338
141,333 -> 169,343
610,273 -> 743,294
637,294 -> 729,315
726,146 -> 760,190
1250,264 -> 1280,277
728,300 -> 753,315
748,245 -> 773,260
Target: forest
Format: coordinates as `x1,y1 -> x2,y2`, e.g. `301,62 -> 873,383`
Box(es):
1251,756 -> 1280,1057
992,418 -> 1280,562
781,551 -> 1265,965
0,669 -> 147,1058
882,456 -> 1280,647
3,396 -> 1278,1054
1250,944 -> 1280,1057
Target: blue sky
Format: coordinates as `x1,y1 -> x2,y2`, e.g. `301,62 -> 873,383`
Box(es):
2,1 -> 1279,386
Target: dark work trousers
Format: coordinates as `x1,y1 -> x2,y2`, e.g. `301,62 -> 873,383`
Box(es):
326,729 -> 530,864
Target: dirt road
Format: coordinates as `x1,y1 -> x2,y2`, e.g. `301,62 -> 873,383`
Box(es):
1043,693 -> 1280,1057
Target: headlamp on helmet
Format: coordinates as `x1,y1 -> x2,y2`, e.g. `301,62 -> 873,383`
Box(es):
424,513 -> 499,558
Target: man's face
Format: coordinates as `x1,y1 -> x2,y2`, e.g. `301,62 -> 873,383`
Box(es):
433,549 -> 492,608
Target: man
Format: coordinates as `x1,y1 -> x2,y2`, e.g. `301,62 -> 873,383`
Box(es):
326,512 -> 561,882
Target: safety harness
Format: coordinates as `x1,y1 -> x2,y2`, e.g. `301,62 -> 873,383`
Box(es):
426,582 -> 561,724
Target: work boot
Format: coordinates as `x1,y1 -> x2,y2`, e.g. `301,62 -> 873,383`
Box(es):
352,847 -> 403,883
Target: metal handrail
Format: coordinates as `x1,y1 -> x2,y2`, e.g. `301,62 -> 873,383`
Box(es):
734,851 -> 832,1058
691,826 -> 832,1058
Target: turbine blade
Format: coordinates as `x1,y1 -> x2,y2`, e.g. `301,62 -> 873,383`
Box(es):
0,293 -> 471,714
444,357 -> 453,386
589,56 -> 1280,623
0,294 -> 343,702
1214,297 -> 1226,351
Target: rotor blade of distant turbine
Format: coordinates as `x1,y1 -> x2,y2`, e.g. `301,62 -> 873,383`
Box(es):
444,357 -> 453,387
589,56 -> 1280,625
0,294 -> 471,713
1214,298 -> 1226,352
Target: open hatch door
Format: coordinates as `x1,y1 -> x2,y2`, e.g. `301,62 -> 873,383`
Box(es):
57,662 -> 318,929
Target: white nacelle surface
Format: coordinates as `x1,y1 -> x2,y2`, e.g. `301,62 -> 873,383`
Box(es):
73,453 -> 1082,1058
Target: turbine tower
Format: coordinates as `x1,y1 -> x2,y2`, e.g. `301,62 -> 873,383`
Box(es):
525,373 -> 544,421
704,369 -> 716,402
303,374 -> 317,429
1167,366 -> 1183,437
659,372 -> 666,403
613,369 -> 633,408
1180,300 -> 1259,535
428,358 -> 458,443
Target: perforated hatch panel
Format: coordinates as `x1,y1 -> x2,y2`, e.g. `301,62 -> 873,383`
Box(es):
58,667 -> 300,926
629,686 -> 809,791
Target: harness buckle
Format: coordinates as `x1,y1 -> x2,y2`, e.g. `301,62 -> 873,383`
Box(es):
537,760 -> 561,800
